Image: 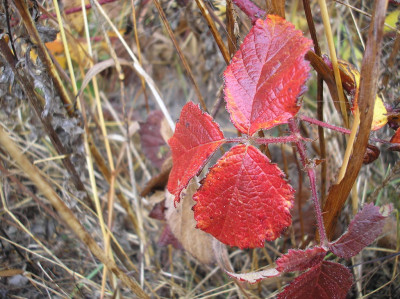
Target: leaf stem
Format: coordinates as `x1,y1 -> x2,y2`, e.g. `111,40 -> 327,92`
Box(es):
289,118 -> 328,246
300,115 -> 391,145
300,115 -> 351,134
225,134 -> 304,145
255,135 -> 299,144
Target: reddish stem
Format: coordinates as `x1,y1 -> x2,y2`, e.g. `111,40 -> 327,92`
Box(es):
300,115 -> 351,135
300,115 -> 392,145
40,0 -> 118,20
255,135 -> 299,144
232,0 -> 266,24
289,118 -> 328,246
225,134 -> 304,145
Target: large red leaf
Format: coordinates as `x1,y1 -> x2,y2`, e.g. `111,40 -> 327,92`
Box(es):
167,102 -> 225,203
193,144 -> 295,249
277,261 -> 353,299
276,247 -> 327,273
224,15 -> 312,136
329,203 -> 390,259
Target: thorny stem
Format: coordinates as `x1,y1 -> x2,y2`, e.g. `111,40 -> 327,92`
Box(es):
300,115 -> 351,135
289,118 -> 328,246
225,134 -> 306,145
254,135 -> 300,144
300,115 -> 392,145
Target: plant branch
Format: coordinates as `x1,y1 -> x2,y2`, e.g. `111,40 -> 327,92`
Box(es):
289,118 -> 328,246
322,0 -> 388,240
226,0 -> 238,57
300,115 -> 351,135
195,0 -> 231,65
224,135 -> 307,145
254,135 -> 300,144
317,0 -> 349,128
300,115 -> 392,145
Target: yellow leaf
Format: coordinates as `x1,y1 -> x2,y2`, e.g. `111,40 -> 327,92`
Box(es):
372,96 -> 388,131
336,60 -> 387,130
384,9 -> 400,32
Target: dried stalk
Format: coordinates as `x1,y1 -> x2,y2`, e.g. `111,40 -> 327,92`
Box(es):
322,0 -> 388,240
0,126 -> 149,298
195,0 -> 231,65
153,0 -> 208,111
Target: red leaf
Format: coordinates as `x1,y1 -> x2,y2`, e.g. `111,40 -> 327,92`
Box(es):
139,110 -> 170,169
276,247 -> 327,273
224,15 -> 312,135
226,268 -> 280,284
329,203 -> 390,259
277,261 -> 353,299
193,144 -> 295,249
167,102 -> 225,203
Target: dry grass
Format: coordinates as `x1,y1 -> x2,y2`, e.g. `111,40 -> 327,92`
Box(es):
0,0 -> 399,298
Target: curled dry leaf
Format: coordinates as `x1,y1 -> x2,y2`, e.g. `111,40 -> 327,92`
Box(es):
165,180 -> 215,265
193,144 -> 295,249
224,15 -> 312,135
226,268 -> 280,284
167,102 -> 225,203
212,238 -> 280,284
324,58 -> 388,131
363,144 -> 380,164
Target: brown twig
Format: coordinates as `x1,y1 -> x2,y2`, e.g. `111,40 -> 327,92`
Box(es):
322,0 -> 388,240
153,0 -> 208,111
195,0 -> 231,65
266,0 -> 285,18
226,0 -> 238,57
305,51 -> 341,108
